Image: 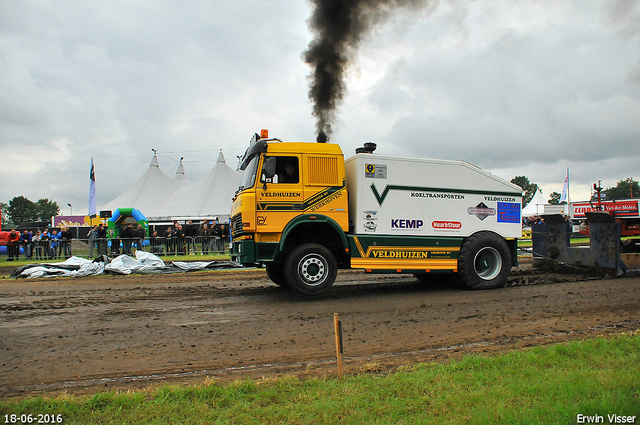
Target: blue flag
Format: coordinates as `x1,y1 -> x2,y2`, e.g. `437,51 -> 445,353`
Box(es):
89,157 -> 96,217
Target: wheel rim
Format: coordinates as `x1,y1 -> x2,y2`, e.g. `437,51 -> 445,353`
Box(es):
473,247 -> 502,280
298,254 -> 327,286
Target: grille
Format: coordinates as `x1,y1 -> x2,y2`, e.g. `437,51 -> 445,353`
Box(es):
231,213 -> 244,236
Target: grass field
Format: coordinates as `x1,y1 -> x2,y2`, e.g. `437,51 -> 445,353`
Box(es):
1,332 -> 638,424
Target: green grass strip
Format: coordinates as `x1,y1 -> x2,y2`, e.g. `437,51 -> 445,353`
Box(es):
1,332 -> 639,424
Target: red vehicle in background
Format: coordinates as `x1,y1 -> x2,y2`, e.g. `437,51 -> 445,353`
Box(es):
0,209 -> 9,247
571,182 -> 640,238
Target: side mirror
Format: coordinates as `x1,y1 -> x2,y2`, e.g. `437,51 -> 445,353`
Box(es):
263,157 -> 276,178
261,157 -> 277,190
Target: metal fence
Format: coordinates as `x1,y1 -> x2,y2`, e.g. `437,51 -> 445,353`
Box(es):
6,236 -> 230,260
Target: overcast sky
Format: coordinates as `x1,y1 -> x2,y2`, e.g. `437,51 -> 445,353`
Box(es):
1,0 -> 639,216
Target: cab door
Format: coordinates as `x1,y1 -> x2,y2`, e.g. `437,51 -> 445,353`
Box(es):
256,155 -> 304,234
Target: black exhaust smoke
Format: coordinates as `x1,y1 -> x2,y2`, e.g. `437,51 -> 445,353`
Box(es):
303,0 -> 433,143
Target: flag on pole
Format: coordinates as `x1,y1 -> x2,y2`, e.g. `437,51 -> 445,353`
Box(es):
560,168 -> 569,203
89,157 -> 97,218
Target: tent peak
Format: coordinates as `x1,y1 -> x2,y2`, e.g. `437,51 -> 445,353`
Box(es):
150,150 -> 160,168
175,158 -> 188,180
217,150 -> 226,163
176,163 -> 186,175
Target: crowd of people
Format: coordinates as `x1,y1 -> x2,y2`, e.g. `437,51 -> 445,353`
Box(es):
522,214 -> 573,227
5,226 -> 75,261
522,216 -> 545,227
157,219 -> 229,256
3,218 -> 231,261
84,218 -> 229,259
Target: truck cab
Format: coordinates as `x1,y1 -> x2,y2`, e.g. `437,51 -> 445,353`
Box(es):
232,132 -> 351,292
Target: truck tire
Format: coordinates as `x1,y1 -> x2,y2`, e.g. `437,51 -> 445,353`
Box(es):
457,232 -> 511,290
266,263 -> 289,287
285,244 -> 337,295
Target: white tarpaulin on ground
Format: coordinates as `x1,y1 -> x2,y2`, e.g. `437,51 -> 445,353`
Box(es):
11,251 -> 243,279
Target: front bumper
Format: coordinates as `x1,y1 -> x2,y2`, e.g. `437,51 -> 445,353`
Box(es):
232,239 -> 279,265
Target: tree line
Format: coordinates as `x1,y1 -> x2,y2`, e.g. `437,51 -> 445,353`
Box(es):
1,196 -> 60,227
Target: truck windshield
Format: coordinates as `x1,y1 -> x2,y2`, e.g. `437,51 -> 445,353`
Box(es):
237,155 -> 259,193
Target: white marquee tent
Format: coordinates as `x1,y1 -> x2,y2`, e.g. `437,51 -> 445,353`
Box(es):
99,151 -> 242,221
522,189 -> 549,217
159,151 -> 242,218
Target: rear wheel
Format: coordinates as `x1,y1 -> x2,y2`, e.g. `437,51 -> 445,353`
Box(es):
458,232 -> 511,289
285,244 -> 337,295
266,263 -> 289,287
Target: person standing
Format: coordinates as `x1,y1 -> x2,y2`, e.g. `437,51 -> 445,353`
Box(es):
32,231 -> 43,260
134,224 -> 146,253
214,219 -> 228,253
87,225 -> 98,259
50,230 -> 60,259
121,224 -> 134,255
184,220 -> 196,255
97,224 -> 107,256
199,223 -> 210,255
60,226 -> 73,258
40,229 -> 51,259
163,226 -> 173,255
20,230 -> 33,260
211,218 -> 220,252
149,230 -> 162,254
174,224 -> 186,255
219,222 -> 228,253
7,229 -> 20,261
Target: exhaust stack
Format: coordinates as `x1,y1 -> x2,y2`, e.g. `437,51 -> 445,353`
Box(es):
355,142 -> 377,154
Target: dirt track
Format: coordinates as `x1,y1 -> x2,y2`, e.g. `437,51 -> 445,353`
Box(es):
1,264 -> 639,397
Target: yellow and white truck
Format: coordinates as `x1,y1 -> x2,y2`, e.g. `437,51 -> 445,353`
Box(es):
231,130 -> 523,295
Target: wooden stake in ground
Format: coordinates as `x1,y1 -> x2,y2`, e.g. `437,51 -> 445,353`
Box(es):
334,313 -> 343,379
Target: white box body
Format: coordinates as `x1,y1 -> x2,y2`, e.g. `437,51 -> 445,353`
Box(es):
345,154 -> 522,239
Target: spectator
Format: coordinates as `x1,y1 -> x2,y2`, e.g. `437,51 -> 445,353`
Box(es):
200,223 -> 211,255
32,231 -> 43,260
174,224 -> 186,255
134,224 -> 146,252
40,229 -> 52,259
20,230 -> 33,260
97,224 -> 107,256
149,230 -> 163,254
50,230 -> 60,259
163,226 -> 173,255
60,226 -> 73,258
121,224 -> 134,255
220,223 -> 228,253
214,220 -> 228,253
7,229 -> 20,261
185,220 -> 196,255
87,225 -> 98,259
212,218 -> 220,251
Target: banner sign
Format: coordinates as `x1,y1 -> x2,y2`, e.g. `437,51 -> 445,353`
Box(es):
53,215 -> 103,227
571,200 -> 639,219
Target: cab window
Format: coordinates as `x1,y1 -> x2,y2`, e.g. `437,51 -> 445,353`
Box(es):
263,156 -> 299,184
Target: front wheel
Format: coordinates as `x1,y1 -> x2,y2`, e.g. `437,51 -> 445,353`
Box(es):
285,244 -> 337,295
457,232 -> 511,290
